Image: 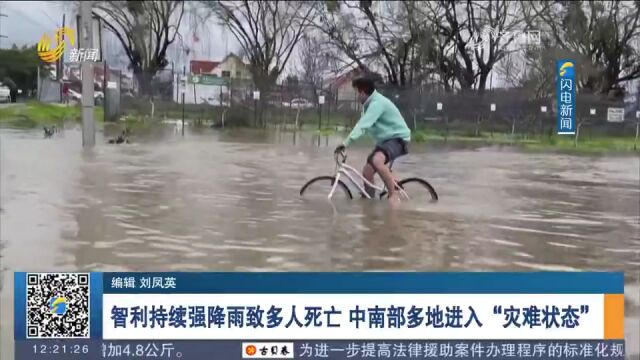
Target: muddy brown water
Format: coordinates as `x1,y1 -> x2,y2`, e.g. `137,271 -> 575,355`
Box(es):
1,125 -> 639,358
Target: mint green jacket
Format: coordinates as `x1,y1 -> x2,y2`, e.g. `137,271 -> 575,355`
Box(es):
343,90 -> 411,146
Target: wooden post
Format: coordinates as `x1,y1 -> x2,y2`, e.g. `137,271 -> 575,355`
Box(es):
222,108 -> 228,128
575,118 -> 584,148
413,110 -> 417,132
445,116 -> 449,142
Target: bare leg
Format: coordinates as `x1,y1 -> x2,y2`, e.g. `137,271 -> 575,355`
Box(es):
362,162 -> 376,198
370,152 -> 399,202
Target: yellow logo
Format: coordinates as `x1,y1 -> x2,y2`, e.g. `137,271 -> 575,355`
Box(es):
559,62 -> 574,76
37,27 -> 75,63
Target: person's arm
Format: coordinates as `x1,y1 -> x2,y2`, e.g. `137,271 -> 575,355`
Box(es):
343,100 -> 384,146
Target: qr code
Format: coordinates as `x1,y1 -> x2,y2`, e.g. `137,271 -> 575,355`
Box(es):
26,273 -> 90,338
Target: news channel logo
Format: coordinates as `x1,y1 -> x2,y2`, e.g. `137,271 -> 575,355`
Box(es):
37,26 -> 99,63
37,27 -> 75,63
48,296 -> 68,316
559,61 -> 574,77
444,27 -> 541,56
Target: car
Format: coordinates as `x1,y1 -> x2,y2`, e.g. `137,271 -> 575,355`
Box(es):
286,98 -> 314,110
69,89 -> 82,101
68,89 -> 104,105
0,84 -> 11,103
200,96 -> 230,107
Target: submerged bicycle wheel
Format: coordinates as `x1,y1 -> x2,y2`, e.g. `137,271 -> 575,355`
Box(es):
299,175 -> 353,199
380,177 -> 438,202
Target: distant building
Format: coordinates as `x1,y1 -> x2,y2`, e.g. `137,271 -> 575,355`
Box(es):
327,68 -> 382,111
190,60 -> 220,75
327,68 -> 363,111
182,54 -> 253,105
190,53 -> 252,80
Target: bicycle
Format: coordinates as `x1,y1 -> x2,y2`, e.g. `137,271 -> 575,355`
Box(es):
299,150 -> 438,201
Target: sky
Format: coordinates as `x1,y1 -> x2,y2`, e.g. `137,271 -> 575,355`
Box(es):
0,1 -> 64,49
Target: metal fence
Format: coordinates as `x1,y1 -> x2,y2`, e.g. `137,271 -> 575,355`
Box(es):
115,68 -> 639,140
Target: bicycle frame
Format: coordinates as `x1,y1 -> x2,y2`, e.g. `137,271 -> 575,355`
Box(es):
328,160 -> 409,200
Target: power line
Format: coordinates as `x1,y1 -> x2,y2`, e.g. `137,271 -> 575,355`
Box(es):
40,9 -> 59,28
5,4 -> 50,33
0,2 -> 8,49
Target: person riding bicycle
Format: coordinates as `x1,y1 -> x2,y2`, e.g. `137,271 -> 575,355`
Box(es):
334,76 -> 411,203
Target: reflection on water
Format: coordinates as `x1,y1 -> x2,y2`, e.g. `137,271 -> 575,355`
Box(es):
1,125 -> 639,358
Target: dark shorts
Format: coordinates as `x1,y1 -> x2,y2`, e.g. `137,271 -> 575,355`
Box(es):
367,138 -> 409,166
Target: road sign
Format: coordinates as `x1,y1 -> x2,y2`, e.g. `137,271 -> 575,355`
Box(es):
590,108 -> 596,115
636,110 -> 640,119
318,95 -> 325,105
253,91 -> 260,100
490,104 -> 496,112
540,106 -> 547,113
107,81 -> 117,89
437,102 -> 443,111
606,107 -> 624,122
188,74 -> 226,86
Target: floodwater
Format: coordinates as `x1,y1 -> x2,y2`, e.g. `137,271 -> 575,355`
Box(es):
1,124 -> 639,359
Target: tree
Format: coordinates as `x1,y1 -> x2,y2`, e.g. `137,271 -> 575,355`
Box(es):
202,0 -> 318,125
0,45 -> 40,98
526,1 -> 640,97
495,51 -> 525,89
315,1 -> 433,88
423,0 -> 527,93
92,1 -> 185,96
297,34 -> 331,104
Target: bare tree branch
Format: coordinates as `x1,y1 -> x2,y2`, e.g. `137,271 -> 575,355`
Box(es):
93,0 -> 185,96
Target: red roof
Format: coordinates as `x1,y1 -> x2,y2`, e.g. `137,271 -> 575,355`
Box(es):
330,68 -> 363,88
191,60 -> 220,74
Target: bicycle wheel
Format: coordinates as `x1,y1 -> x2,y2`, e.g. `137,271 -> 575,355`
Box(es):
380,177 -> 438,202
300,175 -> 353,199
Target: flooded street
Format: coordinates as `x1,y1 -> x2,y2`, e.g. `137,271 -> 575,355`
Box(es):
1,125 -> 639,358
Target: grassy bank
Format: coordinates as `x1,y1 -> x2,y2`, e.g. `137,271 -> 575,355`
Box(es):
411,129 -> 639,153
2,101 -> 637,153
0,102 -> 104,127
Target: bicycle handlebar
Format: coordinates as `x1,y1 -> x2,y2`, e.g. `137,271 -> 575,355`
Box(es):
334,150 -> 347,164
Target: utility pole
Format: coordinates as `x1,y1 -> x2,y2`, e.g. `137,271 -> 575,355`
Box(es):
0,3 -> 8,49
57,14 -> 66,80
80,1 -> 95,147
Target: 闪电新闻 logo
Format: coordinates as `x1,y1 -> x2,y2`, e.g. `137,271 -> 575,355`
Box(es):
48,296 -> 67,315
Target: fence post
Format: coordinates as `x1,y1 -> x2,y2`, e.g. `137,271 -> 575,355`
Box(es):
318,102 -> 322,133
118,70 -> 122,118
575,117 -> 585,148
413,109 -> 417,132
181,66 -> 186,135
103,60 -> 107,122
445,116 -> 449,142
634,118 -> 639,150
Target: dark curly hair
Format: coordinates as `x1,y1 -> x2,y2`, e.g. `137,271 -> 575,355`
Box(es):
351,76 -> 376,95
